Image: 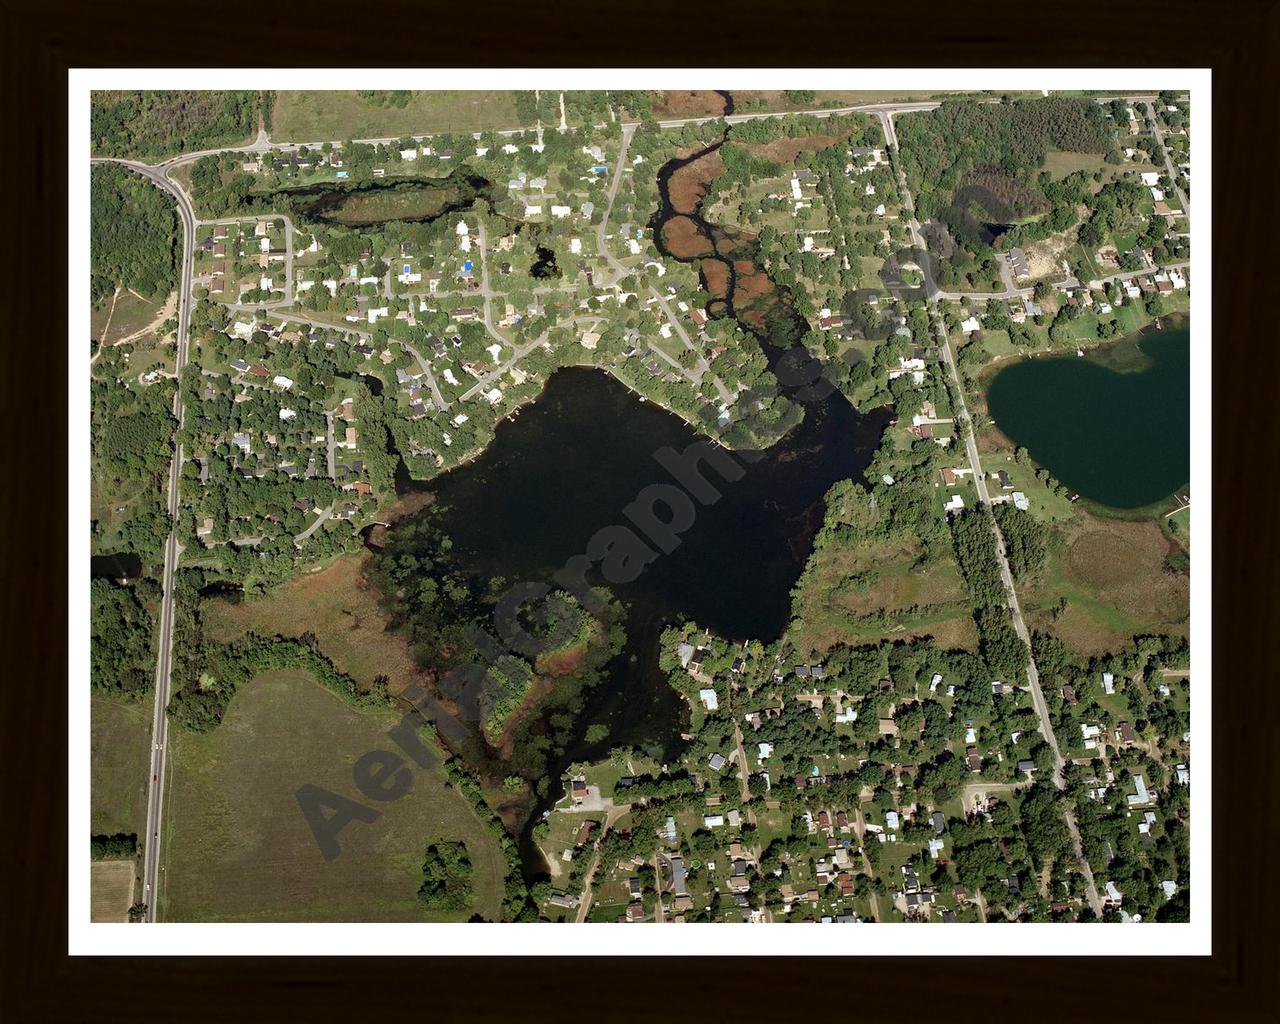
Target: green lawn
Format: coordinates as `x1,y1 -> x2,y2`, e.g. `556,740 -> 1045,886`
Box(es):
158,668 -> 508,922
272,91 -> 527,142
1041,150 -> 1112,181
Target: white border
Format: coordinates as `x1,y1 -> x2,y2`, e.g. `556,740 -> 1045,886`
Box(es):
70,67 -> 1211,956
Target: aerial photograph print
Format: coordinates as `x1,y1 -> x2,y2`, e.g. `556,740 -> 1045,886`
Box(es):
82,75 -> 1200,947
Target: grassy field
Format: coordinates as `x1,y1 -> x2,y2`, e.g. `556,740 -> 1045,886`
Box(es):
91,694 -> 152,838
1041,150 -> 1112,181
1018,511 -> 1189,656
91,288 -> 177,381
202,551 -> 425,696
1165,504 -> 1191,550
158,668 -> 507,922
790,531 -> 978,657
90,860 -> 136,923
272,91 -> 526,142
309,181 -> 466,228
92,289 -> 172,344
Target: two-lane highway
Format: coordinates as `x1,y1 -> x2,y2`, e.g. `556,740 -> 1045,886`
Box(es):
95,158 -> 196,922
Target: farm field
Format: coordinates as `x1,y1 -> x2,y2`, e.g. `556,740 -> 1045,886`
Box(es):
272,91 -> 525,142
157,668 -> 507,922
90,860 -> 136,923
90,694 -> 152,838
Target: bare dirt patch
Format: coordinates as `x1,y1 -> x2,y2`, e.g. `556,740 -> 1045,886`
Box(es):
113,290 -> 176,347
1023,234 -> 1073,279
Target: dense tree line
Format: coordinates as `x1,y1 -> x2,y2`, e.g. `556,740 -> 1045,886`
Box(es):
90,164 -> 177,305
992,503 -> 1050,579
91,90 -> 259,159
442,759 -> 534,921
898,98 -> 1114,222
950,507 -> 1029,683
167,608 -> 388,732
90,833 -> 138,860
416,841 -> 473,911
91,577 -> 157,699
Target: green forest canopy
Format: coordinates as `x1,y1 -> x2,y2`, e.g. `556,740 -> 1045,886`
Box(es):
90,164 -> 177,305
91,90 -> 259,159
897,97 -> 1115,222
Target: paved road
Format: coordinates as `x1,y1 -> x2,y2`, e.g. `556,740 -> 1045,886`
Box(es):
400,339 -> 450,411
882,117 -> 1106,919
130,94 -> 1163,181
458,314 -> 604,402
475,223 -> 512,350
203,213 -> 296,311
1144,102 -> 1190,229
95,159 -> 196,923
594,123 -> 636,289
880,108 -> 1186,305
293,505 -> 334,546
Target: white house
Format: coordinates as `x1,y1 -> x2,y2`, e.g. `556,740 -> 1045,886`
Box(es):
961,316 -> 981,334
698,688 -> 719,711
1126,774 -> 1152,806
272,374 -> 294,390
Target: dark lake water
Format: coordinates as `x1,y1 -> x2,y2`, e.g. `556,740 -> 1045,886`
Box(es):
425,366 -> 889,756
985,322 -> 1190,508
381,94 -> 892,882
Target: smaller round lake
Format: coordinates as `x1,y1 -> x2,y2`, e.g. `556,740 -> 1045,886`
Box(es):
985,322 -> 1189,509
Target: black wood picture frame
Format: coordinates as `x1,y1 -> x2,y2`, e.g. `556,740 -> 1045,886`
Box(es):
3,0 -> 1274,1018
